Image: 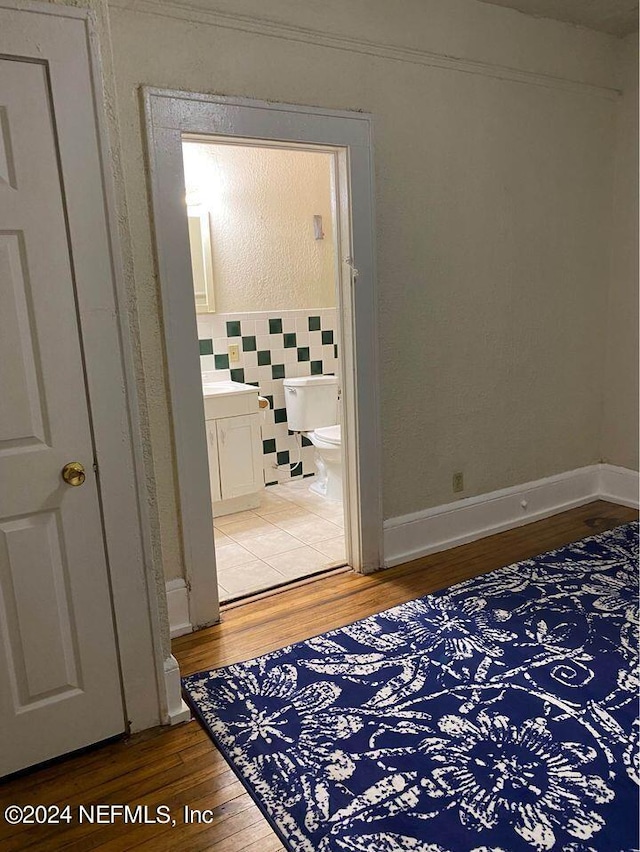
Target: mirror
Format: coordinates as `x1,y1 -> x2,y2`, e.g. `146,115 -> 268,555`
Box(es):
187,204 -> 215,313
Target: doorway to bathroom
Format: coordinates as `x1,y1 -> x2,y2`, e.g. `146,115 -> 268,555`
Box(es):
183,138 -> 348,601
144,91 -> 381,630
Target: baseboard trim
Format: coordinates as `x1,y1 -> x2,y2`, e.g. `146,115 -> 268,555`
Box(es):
163,654 -> 191,725
598,464 -> 640,509
383,464 -> 638,568
166,579 -> 192,639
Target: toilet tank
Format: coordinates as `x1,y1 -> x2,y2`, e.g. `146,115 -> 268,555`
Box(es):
283,375 -> 339,431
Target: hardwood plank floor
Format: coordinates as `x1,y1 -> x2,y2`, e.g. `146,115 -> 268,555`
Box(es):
1,500 -> 636,851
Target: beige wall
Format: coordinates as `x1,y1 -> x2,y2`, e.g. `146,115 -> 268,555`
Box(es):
183,143 -> 336,312
601,34 -> 639,471
47,0 -> 633,584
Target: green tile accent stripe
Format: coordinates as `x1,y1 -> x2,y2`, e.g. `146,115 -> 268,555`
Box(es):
297,347 -> 310,362
242,335 -> 256,351
308,316 -> 321,331
269,318 -> 282,334
214,353 -> 229,370
322,330 -> 334,345
257,350 -> 271,366
199,339 -> 213,356
226,320 -> 241,337
283,332 -> 297,348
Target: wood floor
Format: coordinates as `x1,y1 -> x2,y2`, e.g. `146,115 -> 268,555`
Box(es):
1,500 -> 636,851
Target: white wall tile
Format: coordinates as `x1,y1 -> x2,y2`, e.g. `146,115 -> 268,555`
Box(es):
243,350 -> 258,368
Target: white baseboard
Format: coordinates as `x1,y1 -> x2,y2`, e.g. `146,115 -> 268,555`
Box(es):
166,579 -> 192,639
163,654 -> 191,725
384,463 -> 638,568
598,464 -> 640,509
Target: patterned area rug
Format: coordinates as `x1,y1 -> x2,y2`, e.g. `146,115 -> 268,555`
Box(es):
183,523 -> 639,852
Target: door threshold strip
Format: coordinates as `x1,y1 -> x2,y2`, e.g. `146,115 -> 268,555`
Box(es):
220,563 -> 350,611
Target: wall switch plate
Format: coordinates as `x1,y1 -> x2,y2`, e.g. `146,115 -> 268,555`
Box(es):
452,471 -> 464,493
228,343 -> 240,363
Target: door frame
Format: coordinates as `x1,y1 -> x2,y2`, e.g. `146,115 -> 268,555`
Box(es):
0,0 -> 168,731
143,89 -> 383,628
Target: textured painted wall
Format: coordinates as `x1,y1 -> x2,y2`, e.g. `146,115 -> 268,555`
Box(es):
48,0 -> 627,587
183,143 -> 336,312
602,35 -> 639,471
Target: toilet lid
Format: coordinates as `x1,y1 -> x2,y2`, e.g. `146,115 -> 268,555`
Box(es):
314,425 -> 341,445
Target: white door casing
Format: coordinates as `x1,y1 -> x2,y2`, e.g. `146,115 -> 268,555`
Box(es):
0,0 -> 167,761
143,91 -> 382,629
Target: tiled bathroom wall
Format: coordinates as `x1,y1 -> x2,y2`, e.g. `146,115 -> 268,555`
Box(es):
197,309 -> 339,485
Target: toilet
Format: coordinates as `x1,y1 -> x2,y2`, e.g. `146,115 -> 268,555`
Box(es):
283,375 -> 342,501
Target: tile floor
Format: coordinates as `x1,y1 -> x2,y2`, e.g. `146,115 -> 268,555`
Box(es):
214,478 -> 346,602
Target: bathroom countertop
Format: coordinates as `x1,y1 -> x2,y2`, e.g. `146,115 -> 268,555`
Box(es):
202,381 -> 259,398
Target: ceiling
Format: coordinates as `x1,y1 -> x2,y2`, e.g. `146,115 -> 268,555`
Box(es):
475,0 -> 638,36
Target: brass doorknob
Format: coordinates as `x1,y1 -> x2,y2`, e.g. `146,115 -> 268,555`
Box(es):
61,462 -> 86,486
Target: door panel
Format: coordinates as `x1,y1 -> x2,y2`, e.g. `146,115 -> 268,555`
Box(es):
0,233 -> 47,448
0,58 -> 124,775
0,512 -> 81,705
217,415 -> 263,500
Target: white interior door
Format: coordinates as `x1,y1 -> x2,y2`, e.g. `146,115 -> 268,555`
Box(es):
0,57 -> 124,776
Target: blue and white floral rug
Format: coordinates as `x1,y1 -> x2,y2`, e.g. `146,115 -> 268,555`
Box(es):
183,522 -> 639,852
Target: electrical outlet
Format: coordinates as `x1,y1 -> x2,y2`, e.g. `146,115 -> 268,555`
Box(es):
452,471 -> 464,493
228,343 -> 240,363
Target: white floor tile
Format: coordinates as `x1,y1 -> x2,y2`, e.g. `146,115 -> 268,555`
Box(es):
253,491 -> 296,516
271,514 -> 343,544
217,560 -> 285,598
259,505 -> 308,524
214,510 -> 260,528
312,535 -> 346,563
241,528 -> 302,560
222,516 -> 278,542
263,546 -> 332,579
215,541 -> 255,571
311,505 -> 345,525
215,496 -> 346,602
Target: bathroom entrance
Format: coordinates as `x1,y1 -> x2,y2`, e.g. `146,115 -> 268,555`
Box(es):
183,139 -> 348,601
144,91 -> 381,630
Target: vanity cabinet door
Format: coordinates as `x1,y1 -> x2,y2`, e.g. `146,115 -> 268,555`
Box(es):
217,414 -> 263,500
205,419 -> 222,503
